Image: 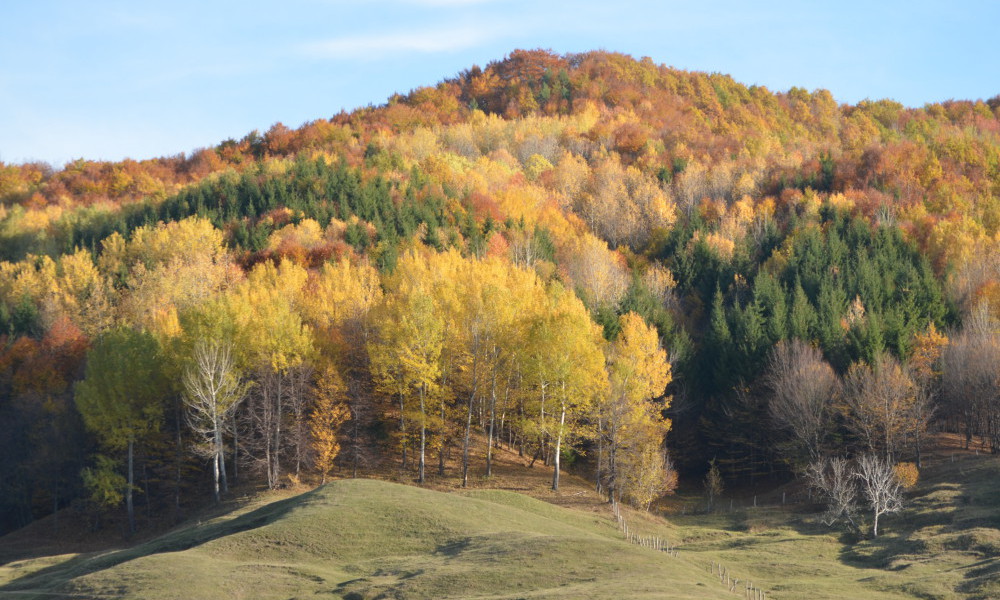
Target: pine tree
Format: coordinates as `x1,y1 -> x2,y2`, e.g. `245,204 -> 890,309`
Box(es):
753,271 -> 787,344
788,278 -> 816,342
707,286 -> 733,390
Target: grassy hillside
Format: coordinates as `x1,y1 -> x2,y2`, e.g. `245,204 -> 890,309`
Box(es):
666,448 -> 1000,600
1,448 -> 998,599
0,479 -> 729,600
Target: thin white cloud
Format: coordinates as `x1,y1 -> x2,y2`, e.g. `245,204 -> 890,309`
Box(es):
301,26 -> 499,60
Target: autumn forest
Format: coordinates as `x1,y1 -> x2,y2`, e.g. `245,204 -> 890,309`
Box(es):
2,49 -> 1000,539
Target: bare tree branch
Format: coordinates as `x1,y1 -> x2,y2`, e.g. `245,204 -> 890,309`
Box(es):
183,339 -> 249,503
855,453 -> 903,537
765,339 -> 837,464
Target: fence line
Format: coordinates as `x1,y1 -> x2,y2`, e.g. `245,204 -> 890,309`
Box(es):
611,499 -> 774,598
709,560 -> 772,599
611,499 -> 679,557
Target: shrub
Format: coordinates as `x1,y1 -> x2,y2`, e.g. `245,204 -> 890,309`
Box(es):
895,462 -> 919,489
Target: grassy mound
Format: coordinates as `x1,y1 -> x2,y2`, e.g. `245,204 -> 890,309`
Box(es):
666,451 -> 1000,600
0,479 -> 728,599
3,448 -> 998,599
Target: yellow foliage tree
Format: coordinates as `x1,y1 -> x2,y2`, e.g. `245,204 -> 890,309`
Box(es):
310,365 -> 351,483
527,282 -> 608,490
369,253 -> 446,484
601,312 -> 674,507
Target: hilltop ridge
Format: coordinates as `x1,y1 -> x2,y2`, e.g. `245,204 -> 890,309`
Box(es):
1,50 -> 998,572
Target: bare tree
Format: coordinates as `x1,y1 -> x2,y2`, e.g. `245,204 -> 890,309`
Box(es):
765,339 -> 838,464
183,340 -> 249,503
841,353 -> 919,461
941,305 -> 1000,452
855,453 -> 903,537
286,364 -> 315,479
242,367 -> 293,490
902,378 -> 935,468
344,377 -> 377,477
804,457 -> 858,530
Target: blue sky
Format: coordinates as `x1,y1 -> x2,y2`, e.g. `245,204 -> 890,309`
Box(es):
2,0 -> 997,167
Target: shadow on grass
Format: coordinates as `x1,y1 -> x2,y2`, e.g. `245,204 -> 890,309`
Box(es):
833,454 -> 1000,599
0,486 -> 322,596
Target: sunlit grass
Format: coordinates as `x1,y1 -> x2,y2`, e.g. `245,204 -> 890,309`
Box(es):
1,451 -> 997,599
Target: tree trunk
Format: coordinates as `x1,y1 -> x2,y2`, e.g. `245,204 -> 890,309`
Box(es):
885,407 -> 892,463
216,412 -> 228,495
552,402 -> 566,491
539,383 -> 549,467
174,396 -> 182,519
462,388 -> 475,488
264,438 -> 272,488
219,437 -> 228,495
608,437 -> 618,503
498,374 -> 511,451
295,405 -> 303,478
212,438 -> 220,504
352,405 -> 360,478
259,374 -> 277,490
439,397 -> 446,476
264,395 -> 274,489
273,375 -> 283,488
461,350 -> 480,487
518,399 -> 525,457
596,415 -> 604,494
399,392 -> 408,470
127,438 -> 135,536
486,371 -> 497,477
419,383 -> 426,484
232,412 -> 239,483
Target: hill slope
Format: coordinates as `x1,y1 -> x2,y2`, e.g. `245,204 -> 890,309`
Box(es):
664,446 -> 1000,600
2,49 -> 999,537
0,479 -> 728,599
1,448 -> 998,599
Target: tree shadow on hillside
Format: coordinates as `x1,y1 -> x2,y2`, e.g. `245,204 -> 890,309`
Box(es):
832,479 -> 964,571
833,459 -> 1000,600
0,486 -> 322,596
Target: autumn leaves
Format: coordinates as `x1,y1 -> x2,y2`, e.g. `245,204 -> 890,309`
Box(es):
367,249 -> 673,499
70,232 -> 676,534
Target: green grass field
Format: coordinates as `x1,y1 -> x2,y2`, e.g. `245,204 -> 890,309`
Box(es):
1,448 -> 998,599
0,479 -> 731,599
666,450 -> 1000,600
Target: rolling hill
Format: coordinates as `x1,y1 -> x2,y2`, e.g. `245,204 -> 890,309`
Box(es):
0,478 -> 729,600
1,444 -> 998,599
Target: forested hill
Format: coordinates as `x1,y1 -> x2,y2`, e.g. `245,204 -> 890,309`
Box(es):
1,49 -> 998,536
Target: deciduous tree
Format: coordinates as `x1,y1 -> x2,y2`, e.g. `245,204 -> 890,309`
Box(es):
528,283 -> 607,490
310,365 -> 351,483
765,339 -> 838,464
369,273 -> 444,484
855,453 -> 903,537
75,328 -> 166,535
805,457 -> 858,530
601,312 -> 672,506
841,353 -> 919,461
182,340 -> 249,503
